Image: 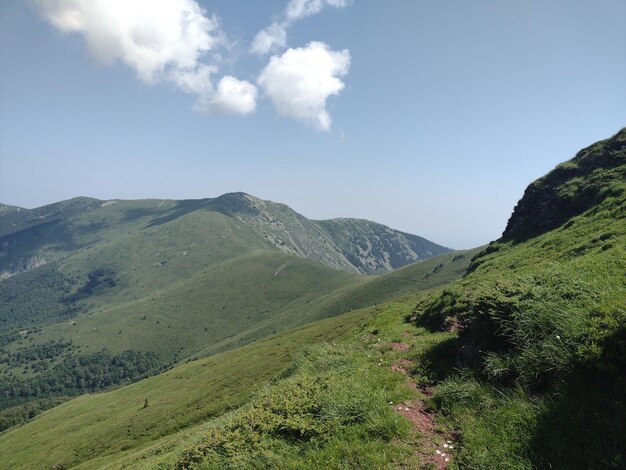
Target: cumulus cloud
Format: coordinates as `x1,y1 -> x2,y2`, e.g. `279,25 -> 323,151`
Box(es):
258,41 -> 350,130
33,0 -> 257,115
251,0 -> 349,55
210,76 -> 258,115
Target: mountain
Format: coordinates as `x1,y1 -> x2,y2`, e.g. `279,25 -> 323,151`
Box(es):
317,218 -> 448,273
0,192 -> 453,431
0,192 -> 449,341
0,192 -> 449,280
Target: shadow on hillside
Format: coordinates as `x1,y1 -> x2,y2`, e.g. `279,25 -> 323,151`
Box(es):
121,207 -> 164,222
0,218 -> 102,261
141,194 -> 258,229
529,327 -> 626,469
145,199 -> 213,228
412,336 -> 461,383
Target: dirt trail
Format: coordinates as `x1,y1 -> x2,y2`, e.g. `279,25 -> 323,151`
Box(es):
389,352 -> 454,469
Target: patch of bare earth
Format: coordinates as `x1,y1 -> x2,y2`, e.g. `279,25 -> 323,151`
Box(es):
390,359 -> 414,374
389,342 -> 411,351
391,360 -> 454,469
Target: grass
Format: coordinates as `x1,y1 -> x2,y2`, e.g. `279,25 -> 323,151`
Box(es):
171,342 -> 413,469
0,287 -> 458,470
88,294 -> 454,470
2,245 -> 476,400
0,303 -> 377,469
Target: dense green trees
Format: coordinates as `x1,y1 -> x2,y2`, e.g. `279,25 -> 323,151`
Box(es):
0,350 -> 162,410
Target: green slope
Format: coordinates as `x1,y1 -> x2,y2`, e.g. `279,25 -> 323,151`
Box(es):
0,300 -> 393,469
32,251 -> 363,360
411,127 -> 626,468
0,244 -> 475,430
0,246 -> 477,469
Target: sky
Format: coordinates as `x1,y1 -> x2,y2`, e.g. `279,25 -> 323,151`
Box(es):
0,0 -> 624,249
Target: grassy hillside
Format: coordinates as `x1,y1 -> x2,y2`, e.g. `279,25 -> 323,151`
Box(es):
0,243 -> 476,468
0,286 -> 465,470
30,251 -> 362,360
0,301 -> 396,469
0,243 -> 475,432
411,127 -> 626,468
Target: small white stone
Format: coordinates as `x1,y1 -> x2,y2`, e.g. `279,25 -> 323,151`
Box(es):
436,450 -> 441,455
445,457 -> 450,462
449,445 -> 454,449
443,444 -> 448,448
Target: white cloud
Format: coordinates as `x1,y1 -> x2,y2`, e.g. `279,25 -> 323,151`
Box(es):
34,0 -> 256,115
34,0 -> 220,83
251,0 -> 349,55
250,23 -> 287,56
210,76 -> 258,115
285,0 -> 349,22
258,41 -> 350,130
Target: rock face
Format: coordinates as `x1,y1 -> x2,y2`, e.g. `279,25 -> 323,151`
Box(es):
210,193 -> 450,274
317,218 -> 450,274
503,128 -> 626,243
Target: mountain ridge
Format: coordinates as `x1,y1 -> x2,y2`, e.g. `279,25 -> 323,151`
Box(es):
0,192 -> 450,276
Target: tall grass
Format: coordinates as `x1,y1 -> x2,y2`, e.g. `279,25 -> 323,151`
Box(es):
173,343 -> 413,469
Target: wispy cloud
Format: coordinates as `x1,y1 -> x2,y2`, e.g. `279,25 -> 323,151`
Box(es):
258,41 -> 350,130
251,0 -> 349,55
33,0 -> 257,115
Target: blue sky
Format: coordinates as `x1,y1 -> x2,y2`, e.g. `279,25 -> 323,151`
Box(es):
0,0 -> 624,248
